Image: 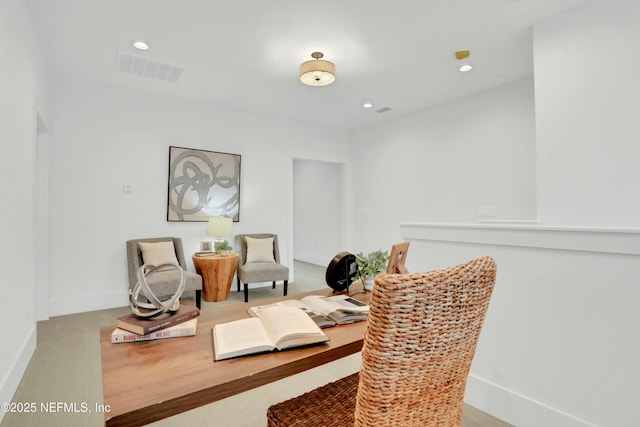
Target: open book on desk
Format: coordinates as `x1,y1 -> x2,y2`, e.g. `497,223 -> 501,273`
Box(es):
212,306 -> 329,361
248,294 -> 369,327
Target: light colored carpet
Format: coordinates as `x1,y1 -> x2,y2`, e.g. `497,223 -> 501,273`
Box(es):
1,261 -> 512,427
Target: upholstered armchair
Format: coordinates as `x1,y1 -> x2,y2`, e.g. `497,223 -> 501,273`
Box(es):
126,237 -> 202,309
235,233 -> 289,302
267,256 -> 497,427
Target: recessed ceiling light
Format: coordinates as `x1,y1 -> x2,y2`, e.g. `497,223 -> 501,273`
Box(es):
362,103 -> 373,108
133,41 -> 150,50
459,64 -> 473,72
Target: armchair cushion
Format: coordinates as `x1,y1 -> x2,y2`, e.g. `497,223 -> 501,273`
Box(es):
245,236 -> 276,263
239,262 -> 289,284
138,241 -> 179,268
143,269 -> 192,297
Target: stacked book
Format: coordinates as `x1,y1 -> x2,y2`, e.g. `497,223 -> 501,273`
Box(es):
111,304 -> 200,343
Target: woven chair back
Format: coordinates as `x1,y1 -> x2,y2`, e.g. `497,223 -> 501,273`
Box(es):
354,256 -> 497,427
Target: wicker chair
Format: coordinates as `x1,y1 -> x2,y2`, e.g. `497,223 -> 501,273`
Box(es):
267,256 -> 497,427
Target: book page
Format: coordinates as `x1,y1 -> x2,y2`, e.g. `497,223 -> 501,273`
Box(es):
259,306 -> 327,349
248,300 -> 336,328
325,295 -> 369,312
213,317 -> 274,360
302,295 -> 369,313
247,302 -> 280,317
301,295 -> 368,325
300,295 -> 337,316
274,301 -> 336,328
248,299 -> 312,317
277,300 -> 313,310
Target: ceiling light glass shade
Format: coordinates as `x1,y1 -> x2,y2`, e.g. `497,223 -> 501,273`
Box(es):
300,52 -> 335,86
459,63 -> 473,72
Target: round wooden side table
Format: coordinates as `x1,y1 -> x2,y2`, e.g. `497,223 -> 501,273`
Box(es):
192,253 -> 239,302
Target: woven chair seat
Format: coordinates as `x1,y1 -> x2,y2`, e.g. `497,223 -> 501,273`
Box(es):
267,256 -> 497,427
267,372 -> 359,427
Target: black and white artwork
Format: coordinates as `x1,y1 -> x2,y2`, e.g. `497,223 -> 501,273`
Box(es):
167,146 -> 241,222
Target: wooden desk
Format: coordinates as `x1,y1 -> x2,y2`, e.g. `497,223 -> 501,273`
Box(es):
192,253 -> 239,301
100,288 -> 369,427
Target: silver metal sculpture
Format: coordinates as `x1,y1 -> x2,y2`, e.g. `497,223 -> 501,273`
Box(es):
129,263 -> 185,318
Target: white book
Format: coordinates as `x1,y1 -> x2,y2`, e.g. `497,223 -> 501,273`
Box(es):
212,306 -> 329,361
111,318 -> 198,343
248,295 -> 368,326
307,295 -> 369,313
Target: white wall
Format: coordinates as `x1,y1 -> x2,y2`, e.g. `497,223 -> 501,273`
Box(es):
402,223 -> 640,427
535,0 -> 640,227
346,1 -> 640,426
293,159 -> 345,265
47,77 -> 352,316
0,0 -> 49,422
351,77 -> 538,255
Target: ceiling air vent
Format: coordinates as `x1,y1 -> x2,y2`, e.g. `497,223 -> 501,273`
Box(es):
375,107 -> 392,114
117,52 -> 184,82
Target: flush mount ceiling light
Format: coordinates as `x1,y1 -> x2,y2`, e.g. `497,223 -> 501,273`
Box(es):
455,49 -> 472,72
300,52 -> 335,86
133,40 -> 150,50
362,102 -> 373,108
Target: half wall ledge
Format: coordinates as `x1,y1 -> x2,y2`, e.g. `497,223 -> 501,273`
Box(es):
399,222 -> 640,256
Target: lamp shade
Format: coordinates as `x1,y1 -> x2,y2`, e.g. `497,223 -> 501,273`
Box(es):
300,52 -> 335,86
207,216 -> 232,237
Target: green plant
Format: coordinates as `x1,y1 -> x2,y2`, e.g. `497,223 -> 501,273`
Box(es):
214,240 -> 232,253
355,249 -> 389,278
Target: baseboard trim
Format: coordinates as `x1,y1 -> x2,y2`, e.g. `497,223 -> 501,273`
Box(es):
294,253 -> 328,266
50,289 -> 128,317
465,374 -> 596,427
0,326 -> 36,424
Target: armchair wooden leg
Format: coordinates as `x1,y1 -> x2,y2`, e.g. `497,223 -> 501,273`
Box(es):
244,283 -> 249,303
283,280 -> 288,296
195,290 -> 202,310
237,276 -> 241,292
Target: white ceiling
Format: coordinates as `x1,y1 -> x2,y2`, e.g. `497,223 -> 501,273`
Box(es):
25,0 -> 586,131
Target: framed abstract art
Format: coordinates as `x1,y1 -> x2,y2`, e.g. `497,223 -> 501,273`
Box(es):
167,146 -> 241,222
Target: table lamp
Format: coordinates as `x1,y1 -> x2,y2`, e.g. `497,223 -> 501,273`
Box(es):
207,216 -> 233,254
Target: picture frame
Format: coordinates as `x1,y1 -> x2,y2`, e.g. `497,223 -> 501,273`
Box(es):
200,241 -> 213,252
167,146 -> 241,222
386,242 -> 410,274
